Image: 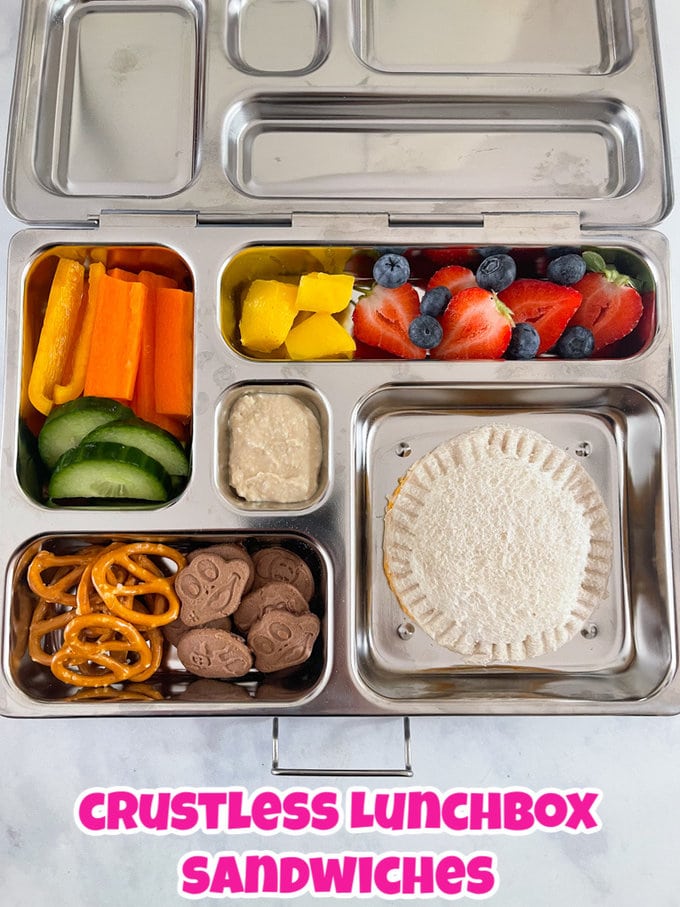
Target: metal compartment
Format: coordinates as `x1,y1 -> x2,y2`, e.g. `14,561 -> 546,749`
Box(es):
6,531 -> 330,713
354,383 -> 673,704
1,0 -> 678,716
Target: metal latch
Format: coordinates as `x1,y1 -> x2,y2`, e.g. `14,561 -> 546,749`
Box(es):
98,211 -> 199,229
481,212 -> 582,243
291,213 -> 390,238
271,717 -> 413,778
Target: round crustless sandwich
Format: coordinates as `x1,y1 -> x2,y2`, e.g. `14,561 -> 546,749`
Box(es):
383,423 -> 613,664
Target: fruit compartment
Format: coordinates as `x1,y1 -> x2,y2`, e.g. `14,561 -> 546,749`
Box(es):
33,0 -> 204,198
219,242 -> 657,362
352,0 -> 632,76
5,532 -> 330,711
17,244 -> 194,509
352,382 -> 675,704
215,382 -> 331,513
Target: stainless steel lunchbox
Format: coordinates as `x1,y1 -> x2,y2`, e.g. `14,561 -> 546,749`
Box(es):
1,0 -> 678,720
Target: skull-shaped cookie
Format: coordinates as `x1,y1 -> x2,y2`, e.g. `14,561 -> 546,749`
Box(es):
252,548 -> 315,601
177,628 -> 253,679
163,613 -> 232,649
175,554 -> 250,626
232,581 -> 309,634
187,544 -> 255,593
247,609 -> 320,673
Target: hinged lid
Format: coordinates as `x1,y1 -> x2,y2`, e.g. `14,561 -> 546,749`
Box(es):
4,0 -> 672,228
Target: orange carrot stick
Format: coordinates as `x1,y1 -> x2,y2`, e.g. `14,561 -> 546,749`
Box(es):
154,288 -> 193,418
84,274 -> 147,400
131,272 -> 183,438
107,267 -> 139,283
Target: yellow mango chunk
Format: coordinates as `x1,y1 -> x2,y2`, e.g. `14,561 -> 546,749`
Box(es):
296,272 -> 354,314
285,312 -> 356,360
239,280 -> 299,353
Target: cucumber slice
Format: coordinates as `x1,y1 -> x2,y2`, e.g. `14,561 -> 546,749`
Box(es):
38,397 -> 134,471
17,420 -> 47,500
49,442 -> 170,502
82,417 -> 189,477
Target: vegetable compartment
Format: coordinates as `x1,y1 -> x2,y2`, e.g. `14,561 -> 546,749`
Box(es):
18,245 -> 194,508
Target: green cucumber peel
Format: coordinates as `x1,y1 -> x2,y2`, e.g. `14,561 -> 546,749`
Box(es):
49,441 -> 171,502
81,417 -> 189,477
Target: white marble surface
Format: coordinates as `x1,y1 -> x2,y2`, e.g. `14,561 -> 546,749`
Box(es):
2,2 -> 680,904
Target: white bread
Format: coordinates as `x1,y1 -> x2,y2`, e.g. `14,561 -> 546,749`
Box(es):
383,423 -> 612,663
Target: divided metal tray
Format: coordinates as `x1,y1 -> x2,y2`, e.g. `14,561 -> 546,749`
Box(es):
1,0 -> 678,716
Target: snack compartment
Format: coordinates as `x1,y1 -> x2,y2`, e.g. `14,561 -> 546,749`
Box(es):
5,531 -> 331,713
17,244 -> 194,509
352,382 -> 674,705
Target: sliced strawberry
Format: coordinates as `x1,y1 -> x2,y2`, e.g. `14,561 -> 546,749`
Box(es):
568,272 -> 643,352
427,265 -> 477,296
352,283 -> 426,359
431,287 -> 513,360
499,279 -> 581,354
420,246 -> 478,267
596,288 -> 654,358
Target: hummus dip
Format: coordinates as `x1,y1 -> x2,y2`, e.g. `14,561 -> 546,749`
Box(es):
228,393 -> 322,503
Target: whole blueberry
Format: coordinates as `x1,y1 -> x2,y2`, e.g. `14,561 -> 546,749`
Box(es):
555,325 -> 595,359
546,245 -> 580,260
547,254 -> 587,286
476,254 -> 516,292
505,322 -> 540,360
373,253 -> 410,288
420,286 -> 451,318
408,315 -> 444,350
476,245 -> 509,259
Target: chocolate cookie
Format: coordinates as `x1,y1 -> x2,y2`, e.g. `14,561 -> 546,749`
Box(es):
187,544 -> 255,592
251,548 -> 315,602
232,581 -> 309,634
247,609 -> 320,673
163,614 -> 232,649
176,554 -> 250,626
177,628 -> 253,679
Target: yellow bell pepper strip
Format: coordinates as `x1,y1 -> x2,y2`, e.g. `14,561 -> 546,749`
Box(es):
28,258 -> 85,416
52,262 -> 105,405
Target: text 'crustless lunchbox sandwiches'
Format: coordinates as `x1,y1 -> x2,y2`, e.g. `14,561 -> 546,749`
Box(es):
0,0 -> 678,719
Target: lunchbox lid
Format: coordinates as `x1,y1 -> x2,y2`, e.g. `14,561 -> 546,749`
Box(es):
4,0 -> 672,229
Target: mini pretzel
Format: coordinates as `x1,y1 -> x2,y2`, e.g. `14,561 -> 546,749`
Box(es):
28,600 -> 74,666
131,626 -> 164,682
76,562 -> 135,615
90,544 -> 185,628
27,547 -> 104,608
51,613 -> 153,687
